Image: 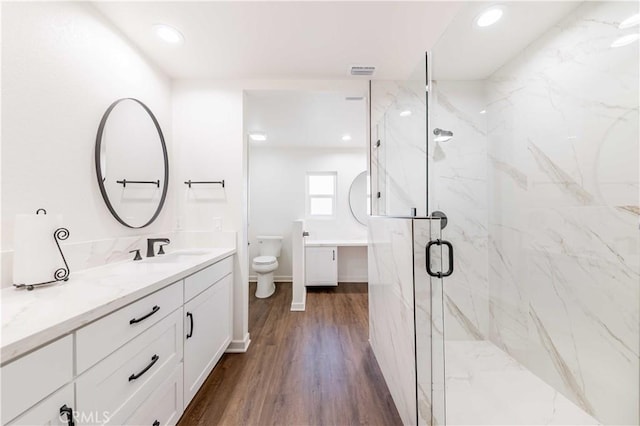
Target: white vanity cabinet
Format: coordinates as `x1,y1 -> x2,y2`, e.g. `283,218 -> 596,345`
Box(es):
305,246 -> 338,286
0,335 -> 74,425
183,258 -> 233,406
1,251 -> 236,426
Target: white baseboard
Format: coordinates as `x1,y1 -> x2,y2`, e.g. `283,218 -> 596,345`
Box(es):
290,302 -> 306,311
338,277 -> 368,283
249,275 -> 293,283
248,275 -> 366,283
225,333 -> 251,353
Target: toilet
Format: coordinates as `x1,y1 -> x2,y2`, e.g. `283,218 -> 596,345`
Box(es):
252,236 -> 282,298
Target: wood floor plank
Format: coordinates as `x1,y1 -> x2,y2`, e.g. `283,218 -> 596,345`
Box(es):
179,283 -> 402,426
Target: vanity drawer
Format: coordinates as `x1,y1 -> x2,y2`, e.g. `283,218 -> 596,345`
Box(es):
76,281 -> 183,373
1,335 -> 73,425
122,364 -> 183,426
184,256 -> 232,302
8,383 -> 76,426
7,383 -> 74,426
76,308 -> 183,425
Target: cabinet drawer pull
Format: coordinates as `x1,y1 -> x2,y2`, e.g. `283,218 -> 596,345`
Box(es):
186,312 -> 194,339
129,305 -> 160,324
128,354 -> 159,381
153,421 -> 160,426
60,404 -> 75,426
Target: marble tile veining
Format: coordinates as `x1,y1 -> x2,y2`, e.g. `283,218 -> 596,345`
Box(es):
485,2 -> 639,424
368,217 -> 417,425
427,2 -> 638,425
445,340 -> 600,426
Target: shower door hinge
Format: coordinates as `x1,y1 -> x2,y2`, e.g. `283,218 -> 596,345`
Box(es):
375,140 -> 381,147
377,192 -> 381,199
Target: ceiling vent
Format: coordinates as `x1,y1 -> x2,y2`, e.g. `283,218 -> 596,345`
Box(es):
349,65 -> 376,76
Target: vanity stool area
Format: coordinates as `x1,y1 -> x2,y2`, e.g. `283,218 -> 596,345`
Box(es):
0,249 -> 235,426
305,240 -> 367,287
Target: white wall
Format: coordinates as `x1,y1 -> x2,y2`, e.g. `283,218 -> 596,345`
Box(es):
1,2 -> 173,286
172,80 -> 249,350
248,146 -> 367,281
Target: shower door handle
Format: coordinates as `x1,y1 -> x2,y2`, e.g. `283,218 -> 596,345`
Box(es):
425,239 -> 454,278
441,240 -> 454,277
425,240 -> 439,277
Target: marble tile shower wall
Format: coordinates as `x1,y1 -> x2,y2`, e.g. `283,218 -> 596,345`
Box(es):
368,217 -> 417,425
430,81 -> 490,341
371,78 -> 428,217
485,2 -> 639,424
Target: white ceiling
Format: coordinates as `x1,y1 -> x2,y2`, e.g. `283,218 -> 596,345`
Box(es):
245,91 -> 367,148
432,1 -> 580,80
92,1 -> 462,80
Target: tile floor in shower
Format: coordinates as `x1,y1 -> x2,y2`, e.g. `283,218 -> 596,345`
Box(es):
445,341 -> 600,425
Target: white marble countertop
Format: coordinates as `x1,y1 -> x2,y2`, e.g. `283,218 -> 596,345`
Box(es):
305,239 -> 368,247
1,247 -> 235,365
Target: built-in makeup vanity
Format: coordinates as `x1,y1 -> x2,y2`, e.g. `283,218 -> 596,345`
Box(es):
304,240 -> 367,286
0,248 -> 235,426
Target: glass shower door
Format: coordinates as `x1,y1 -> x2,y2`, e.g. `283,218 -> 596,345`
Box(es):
414,217 -> 449,426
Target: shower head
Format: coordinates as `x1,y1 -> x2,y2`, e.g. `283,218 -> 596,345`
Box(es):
433,128 -> 453,142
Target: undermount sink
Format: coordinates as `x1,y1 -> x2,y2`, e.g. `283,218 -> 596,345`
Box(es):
143,249 -> 214,263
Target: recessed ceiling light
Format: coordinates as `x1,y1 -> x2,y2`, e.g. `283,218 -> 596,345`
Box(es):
619,13 -> 640,29
153,24 -> 184,45
611,33 -> 640,48
399,110 -> 412,117
342,134 -> 352,141
479,110 -> 487,114
249,132 -> 267,141
476,7 -> 504,28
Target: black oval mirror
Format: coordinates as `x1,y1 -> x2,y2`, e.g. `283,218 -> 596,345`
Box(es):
95,98 -> 169,228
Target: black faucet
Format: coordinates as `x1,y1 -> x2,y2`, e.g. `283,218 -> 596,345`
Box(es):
146,238 -> 170,257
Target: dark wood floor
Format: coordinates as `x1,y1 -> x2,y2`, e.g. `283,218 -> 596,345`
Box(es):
179,282 -> 402,426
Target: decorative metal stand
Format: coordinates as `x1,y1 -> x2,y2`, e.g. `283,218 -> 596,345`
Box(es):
13,210 -> 70,291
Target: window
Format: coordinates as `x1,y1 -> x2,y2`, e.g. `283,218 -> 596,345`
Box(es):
306,172 -> 337,217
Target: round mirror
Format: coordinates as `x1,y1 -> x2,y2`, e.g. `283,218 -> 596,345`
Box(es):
95,98 -> 169,228
349,171 -> 370,226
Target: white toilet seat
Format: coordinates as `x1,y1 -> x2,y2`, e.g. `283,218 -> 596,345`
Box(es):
253,255 -> 277,266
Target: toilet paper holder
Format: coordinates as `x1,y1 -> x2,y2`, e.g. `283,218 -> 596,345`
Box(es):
13,209 -> 71,291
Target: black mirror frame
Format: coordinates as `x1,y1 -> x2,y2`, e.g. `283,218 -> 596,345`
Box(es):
349,170 -> 369,226
95,98 -> 169,229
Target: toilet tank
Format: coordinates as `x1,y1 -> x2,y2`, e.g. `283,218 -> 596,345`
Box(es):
257,236 -> 283,257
